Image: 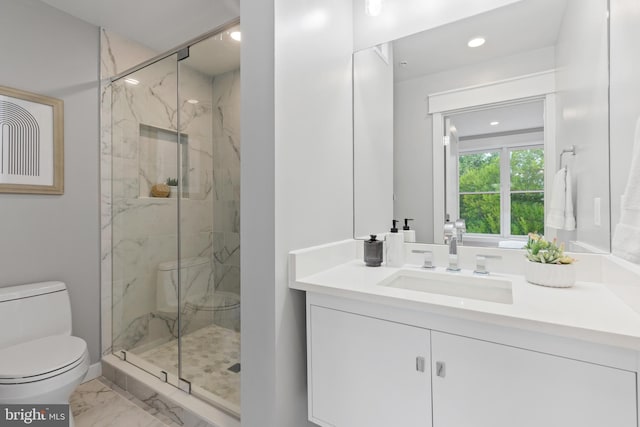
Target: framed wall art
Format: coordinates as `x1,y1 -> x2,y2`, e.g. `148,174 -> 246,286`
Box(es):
0,85 -> 63,194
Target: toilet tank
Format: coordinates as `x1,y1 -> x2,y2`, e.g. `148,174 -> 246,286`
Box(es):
0,281 -> 72,350
156,257 -> 212,313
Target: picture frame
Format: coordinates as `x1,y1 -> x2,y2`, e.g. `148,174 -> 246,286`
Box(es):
0,85 -> 64,195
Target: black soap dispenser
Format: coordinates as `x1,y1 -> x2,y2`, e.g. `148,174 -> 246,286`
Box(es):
386,220 -> 405,267
364,235 -> 383,267
403,218 -> 415,243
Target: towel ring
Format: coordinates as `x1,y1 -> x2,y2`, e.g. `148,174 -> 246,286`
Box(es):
559,145 -> 576,169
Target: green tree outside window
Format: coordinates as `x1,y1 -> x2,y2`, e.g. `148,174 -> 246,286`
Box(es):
458,147 -> 544,237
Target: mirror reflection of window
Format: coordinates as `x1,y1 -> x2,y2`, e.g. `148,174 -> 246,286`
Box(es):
448,100 -> 545,241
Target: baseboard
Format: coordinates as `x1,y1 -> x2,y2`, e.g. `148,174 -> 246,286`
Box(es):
82,362 -> 102,383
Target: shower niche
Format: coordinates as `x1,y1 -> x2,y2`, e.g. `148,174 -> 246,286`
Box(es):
110,26 -> 241,414
139,124 -> 190,199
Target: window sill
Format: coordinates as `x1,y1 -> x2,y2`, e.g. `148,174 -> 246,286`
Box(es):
462,234 -> 526,249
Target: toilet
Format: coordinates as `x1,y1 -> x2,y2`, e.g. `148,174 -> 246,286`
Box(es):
0,281 -> 89,422
156,256 -> 213,313
157,257 -> 240,331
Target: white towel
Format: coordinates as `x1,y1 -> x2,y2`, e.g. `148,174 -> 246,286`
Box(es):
613,117 -> 640,264
546,167 -> 576,230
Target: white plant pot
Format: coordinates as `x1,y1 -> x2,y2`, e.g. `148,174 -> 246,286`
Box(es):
168,185 -> 178,198
524,261 -> 576,288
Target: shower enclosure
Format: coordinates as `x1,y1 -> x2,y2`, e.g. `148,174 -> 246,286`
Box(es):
110,26 -> 241,414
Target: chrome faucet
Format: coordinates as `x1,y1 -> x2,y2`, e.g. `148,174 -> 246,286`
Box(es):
411,249 -> 434,269
443,221 -> 455,244
444,218 -> 466,246
474,254 -> 502,275
446,236 -> 460,272
454,218 -> 466,245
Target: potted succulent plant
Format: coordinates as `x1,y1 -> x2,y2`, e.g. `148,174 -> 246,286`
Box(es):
166,177 -> 178,198
524,233 -> 576,288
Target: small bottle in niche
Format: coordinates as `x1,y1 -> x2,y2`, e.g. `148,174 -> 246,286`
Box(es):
364,235 -> 383,267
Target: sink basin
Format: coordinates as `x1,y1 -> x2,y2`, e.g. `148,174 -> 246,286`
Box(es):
378,269 -> 513,304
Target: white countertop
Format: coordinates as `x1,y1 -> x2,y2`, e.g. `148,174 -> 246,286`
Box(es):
291,258 -> 640,351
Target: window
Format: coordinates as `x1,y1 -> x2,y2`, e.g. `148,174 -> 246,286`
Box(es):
458,145 -> 544,237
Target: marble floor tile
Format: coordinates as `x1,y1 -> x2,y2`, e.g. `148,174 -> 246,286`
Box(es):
136,324 -> 240,407
71,379 -> 176,427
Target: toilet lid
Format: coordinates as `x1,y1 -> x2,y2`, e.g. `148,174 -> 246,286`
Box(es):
0,335 -> 87,381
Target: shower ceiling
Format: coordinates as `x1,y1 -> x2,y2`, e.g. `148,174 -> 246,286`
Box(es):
187,27 -> 241,77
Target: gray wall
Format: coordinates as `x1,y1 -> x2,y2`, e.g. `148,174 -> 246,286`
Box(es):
0,0 -> 100,363
241,0 -> 276,423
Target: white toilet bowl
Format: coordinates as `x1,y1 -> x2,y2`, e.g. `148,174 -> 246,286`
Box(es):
0,335 -> 89,404
0,282 -> 90,426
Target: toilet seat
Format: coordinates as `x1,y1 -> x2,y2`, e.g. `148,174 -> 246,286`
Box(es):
0,335 -> 87,384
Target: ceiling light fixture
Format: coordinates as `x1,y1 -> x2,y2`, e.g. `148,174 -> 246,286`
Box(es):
187,99 -> 199,104
230,31 -> 241,42
366,0 -> 383,17
467,37 -> 486,48
124,78 -> 139,85
490,121 -> 500,126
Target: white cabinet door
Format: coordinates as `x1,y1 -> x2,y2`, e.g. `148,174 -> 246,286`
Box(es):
431,331 -> 637,427
309,305 -> 432,427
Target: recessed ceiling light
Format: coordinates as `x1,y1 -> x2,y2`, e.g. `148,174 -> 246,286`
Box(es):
230,31 -> 241,42
467,37 -> 486,48
490,121 -> 500,126
187,99 -> 199,104
124,78 -> 139,85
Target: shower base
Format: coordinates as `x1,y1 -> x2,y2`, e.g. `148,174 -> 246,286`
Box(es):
136,323 -> 240,407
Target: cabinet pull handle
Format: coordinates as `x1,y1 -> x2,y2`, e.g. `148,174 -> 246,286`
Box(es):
416,356 -> 425,372
436,361 -> 446,378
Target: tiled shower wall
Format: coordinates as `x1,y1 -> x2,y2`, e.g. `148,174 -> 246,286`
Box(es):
211,69 -> 241,298
101,29 -> 241,356
101,29 -> 156,356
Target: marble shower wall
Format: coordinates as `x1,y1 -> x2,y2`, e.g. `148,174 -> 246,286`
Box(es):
101,29 -> 242,356
211,69 -> 241,298
111,58 -> 216,353
101,29 -> 157,356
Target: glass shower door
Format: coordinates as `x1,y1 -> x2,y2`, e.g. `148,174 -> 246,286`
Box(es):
111,24 -> 241,415
177,30 -> 241,412
111,53 -> 181,383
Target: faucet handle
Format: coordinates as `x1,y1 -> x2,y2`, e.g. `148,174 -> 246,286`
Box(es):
443,222 -> 455,239
474,254 -> 502,275
411,249 -> 434,269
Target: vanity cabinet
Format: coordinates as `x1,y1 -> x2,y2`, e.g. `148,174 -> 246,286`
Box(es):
308,305 -> 432,427
431,331 -> 637,427
307,302 -> 638,427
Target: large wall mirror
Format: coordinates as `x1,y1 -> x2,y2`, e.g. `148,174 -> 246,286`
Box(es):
354,0 -> 611,253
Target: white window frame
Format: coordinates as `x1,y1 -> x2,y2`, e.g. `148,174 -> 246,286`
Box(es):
428,70 -> 556,244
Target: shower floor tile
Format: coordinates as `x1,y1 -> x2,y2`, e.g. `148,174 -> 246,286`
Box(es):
137,324 -> 240,407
